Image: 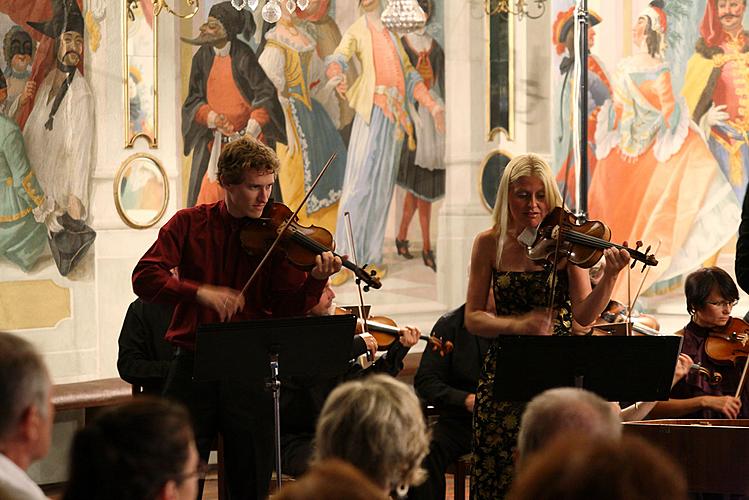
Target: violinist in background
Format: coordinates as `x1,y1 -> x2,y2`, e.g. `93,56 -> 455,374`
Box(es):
280,279 -> 420,477
572,256 -> 660,336
650,267 -> 747,420
132,137 -> 342,500
464,153 -> 630,499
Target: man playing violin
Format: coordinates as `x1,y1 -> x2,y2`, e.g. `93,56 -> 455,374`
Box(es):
650,267 -> 747,420
279,279 -> 420,477
132,137 -> 342,500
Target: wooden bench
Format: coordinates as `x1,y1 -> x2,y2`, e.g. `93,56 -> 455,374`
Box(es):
51,377 -> 133,423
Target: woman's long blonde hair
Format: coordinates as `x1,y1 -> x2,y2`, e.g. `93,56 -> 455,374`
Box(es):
491,154 -> 563,269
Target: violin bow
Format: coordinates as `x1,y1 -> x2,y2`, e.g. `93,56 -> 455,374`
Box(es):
240,152 -> 338,297
343,211 -> 374,362
546,146 -> 576,329
735,351 -> 749,400
624,240 -> 661,336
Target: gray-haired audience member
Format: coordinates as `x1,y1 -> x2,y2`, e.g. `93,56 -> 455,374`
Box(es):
63,397 -> 199,500
516,387 -> 621,468
314,374 -> 430,499
0,332 -> 53,500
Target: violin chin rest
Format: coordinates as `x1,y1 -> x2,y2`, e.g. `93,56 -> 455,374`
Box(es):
517,226 -> 538,247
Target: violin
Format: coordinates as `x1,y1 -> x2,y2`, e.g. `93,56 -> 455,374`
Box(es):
520,207 -> 658,270
706,317 -> 749,365
590,300 -> 661,336
240,202 -> 382,290
335,306 -> 454,357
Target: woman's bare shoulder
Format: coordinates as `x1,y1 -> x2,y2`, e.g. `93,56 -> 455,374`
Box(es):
473,228 -> 497,247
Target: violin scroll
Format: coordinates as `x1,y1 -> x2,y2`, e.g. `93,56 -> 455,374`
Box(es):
691,363 -> 723,386
427,335 -> 454,357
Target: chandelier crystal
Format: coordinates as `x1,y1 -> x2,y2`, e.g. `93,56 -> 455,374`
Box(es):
233,0 -> 308,23
381,0 -> 427,34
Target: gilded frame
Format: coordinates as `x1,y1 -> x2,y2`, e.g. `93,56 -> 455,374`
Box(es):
486,12 -> 514,142
124,0 -> 158,148
114,153 -> 169,228
478,149 -> 513,212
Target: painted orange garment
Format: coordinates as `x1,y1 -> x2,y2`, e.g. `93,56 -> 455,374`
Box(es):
194,55 -> 268,131
589,63 -> 718,301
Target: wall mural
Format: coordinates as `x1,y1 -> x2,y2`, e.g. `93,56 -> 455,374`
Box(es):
551,0 -> 743,302
180,0 -> 446,295
0,0 -> 95,277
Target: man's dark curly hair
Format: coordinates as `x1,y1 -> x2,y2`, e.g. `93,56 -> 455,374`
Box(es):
218,136 -> 280,186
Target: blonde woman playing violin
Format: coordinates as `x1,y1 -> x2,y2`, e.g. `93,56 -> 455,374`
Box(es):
464,153 -> 630,499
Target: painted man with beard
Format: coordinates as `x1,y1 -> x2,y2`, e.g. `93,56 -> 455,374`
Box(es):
683,0 -> 749,202
182,1 -> 285,207
1,26 -> 35,121
24,0 -> 95,276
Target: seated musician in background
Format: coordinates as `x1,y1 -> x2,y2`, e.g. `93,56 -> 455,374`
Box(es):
132,137 -> 342,499
117,297 -> 175,395
407,303 -> 491,500
650,267 -> 747,420
280,280 -> 420,477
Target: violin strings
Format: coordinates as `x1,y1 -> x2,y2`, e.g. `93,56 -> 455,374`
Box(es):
559,228 -> 644,257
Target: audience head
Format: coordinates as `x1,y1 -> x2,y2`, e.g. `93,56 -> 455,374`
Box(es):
275,459 -> 389,500
508,434 -> 687,500
63,398 -> 199,500
516,387 -> 621,468
314,374 -> 430,497
684,267 -> 738,327
0,332 -> 53,470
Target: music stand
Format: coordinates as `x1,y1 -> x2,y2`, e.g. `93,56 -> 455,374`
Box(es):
193,314 -> 357,489
493,336 -> 683,402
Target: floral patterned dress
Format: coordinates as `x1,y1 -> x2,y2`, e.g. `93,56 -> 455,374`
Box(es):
471,269 -> 572,499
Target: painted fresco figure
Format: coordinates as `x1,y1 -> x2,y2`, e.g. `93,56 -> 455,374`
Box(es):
182,1 -> 286,207
395,0 -> 445,272
326,0 -> 445,282
297,0 -> 357,140
589,0 -> 740,302
258,8 -> 347,232
551,7 -> 611,206
0,71 -> 46,272
24,0 -> 96,277
2,26 -> 35,122
683,0 -> 749,202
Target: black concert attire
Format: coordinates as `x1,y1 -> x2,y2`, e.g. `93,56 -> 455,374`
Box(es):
408,304 -> 491,500
736,189 -> 749,295
116,298 -> 175,395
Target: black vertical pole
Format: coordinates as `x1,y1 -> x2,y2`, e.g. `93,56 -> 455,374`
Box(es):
576,0 -> 589,220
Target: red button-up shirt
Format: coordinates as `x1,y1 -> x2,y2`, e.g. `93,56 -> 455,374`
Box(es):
132,201 -> 326,350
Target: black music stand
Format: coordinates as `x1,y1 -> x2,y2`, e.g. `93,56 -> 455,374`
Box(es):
493,336 -> 682,402
193,314 -> 357,490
